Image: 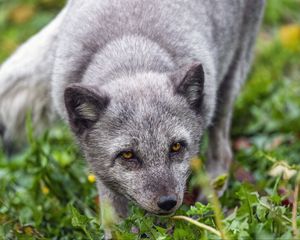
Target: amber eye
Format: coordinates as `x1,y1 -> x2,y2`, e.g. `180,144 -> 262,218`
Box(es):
171,142 -> 182,152
121,151 -> 134,160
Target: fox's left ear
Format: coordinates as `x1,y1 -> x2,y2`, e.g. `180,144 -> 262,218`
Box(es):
171,63 -> 205,113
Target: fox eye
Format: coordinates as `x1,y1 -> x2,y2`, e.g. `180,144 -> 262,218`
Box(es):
120,151 -> 134,160
170,142 -> 182,153
117,150 -> 140,170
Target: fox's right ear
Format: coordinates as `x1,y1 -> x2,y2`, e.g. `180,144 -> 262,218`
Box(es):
64,84 -> 110,135
171,63 -> 205,113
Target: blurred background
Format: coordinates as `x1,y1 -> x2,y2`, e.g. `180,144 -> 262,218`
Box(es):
0,0 -> 299,239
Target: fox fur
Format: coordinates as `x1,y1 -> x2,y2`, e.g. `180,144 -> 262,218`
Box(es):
0,0 -> 265,238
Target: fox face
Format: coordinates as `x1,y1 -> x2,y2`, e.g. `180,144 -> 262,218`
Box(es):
64,64 -> 207,214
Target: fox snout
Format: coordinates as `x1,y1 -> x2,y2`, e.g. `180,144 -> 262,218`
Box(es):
157,194 -> 178,212
142,178 -> 184,215
145,192 -> 181,215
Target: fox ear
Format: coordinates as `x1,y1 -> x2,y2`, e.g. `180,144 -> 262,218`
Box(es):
64,84 -> 110,135
171,63 -> 205,113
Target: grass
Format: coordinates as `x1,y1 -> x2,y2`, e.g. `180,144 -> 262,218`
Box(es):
0,0 -> 300,239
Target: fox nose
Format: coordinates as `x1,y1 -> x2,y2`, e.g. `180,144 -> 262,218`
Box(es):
157,195 -> 177,211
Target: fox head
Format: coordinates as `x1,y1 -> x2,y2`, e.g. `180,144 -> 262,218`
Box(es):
64,63 -> 213,214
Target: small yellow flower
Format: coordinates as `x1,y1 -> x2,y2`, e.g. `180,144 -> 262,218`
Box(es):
190,157 -> 202,171
279,24 -> 300,51
88,174 -> 96,183
42,186 -> 50,195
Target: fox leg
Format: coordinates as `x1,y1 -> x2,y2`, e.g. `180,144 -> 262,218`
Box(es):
203,0 -> 265,198
97,182 -> 128,239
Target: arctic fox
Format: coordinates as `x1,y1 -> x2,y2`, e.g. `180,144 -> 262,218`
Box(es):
0,0 -> 264,238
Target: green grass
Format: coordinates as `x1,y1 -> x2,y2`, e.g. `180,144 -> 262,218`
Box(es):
1,0 -> 300,239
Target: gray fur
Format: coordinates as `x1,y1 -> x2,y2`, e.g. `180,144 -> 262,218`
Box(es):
0,0 -> 265,237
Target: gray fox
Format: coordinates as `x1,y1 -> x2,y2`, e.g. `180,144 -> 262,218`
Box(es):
0,0 -> 265,238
